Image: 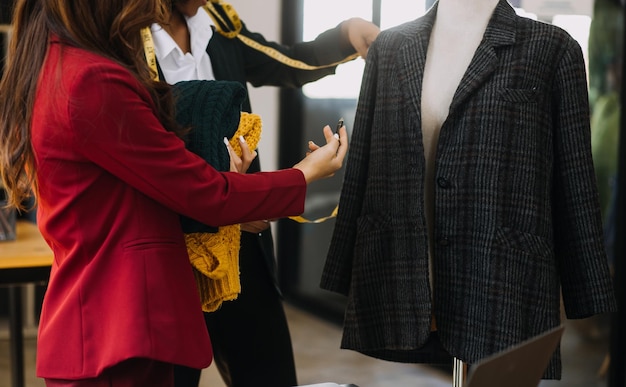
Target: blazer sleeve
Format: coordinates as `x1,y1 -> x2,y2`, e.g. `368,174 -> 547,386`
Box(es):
320,40 -> 379,296
237,20 -> 357,88
67,63 -> 306,227
551,39 -> 617,317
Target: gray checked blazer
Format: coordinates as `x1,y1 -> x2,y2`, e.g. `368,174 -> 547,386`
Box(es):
320,0 -> 617,379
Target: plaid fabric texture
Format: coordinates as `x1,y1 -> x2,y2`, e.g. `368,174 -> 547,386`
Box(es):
321,0 -> 616,379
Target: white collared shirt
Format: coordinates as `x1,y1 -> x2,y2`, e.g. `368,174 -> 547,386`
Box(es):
150,9 -> 216,84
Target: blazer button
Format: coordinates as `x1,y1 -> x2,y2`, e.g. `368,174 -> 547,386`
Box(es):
437,177 -> 450,188
438,238 -> 450,246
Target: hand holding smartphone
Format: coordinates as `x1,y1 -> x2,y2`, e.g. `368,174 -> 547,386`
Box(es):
335,118 -> 344,134
334,118 -> 344,140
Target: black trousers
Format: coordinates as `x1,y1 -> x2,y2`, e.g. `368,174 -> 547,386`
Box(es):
174,232 -> 297,387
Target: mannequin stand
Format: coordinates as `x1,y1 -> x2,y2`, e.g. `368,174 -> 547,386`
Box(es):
453,357 -> 467,387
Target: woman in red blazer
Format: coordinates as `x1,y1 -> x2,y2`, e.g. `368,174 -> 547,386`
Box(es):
0,1 -> 347,386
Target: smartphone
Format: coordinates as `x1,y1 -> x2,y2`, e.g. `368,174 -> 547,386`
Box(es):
335,118 -> 344,134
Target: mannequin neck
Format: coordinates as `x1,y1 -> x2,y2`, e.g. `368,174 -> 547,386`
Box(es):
435,0 -> 499,31
421,0 -> 500,127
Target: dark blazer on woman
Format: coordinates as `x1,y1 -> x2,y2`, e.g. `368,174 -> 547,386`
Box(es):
207,19 -> 355,293
321,0 -> 616,379
169,18 -> 358,387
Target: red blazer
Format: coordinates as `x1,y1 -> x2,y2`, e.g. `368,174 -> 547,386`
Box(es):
31,39 -> 306,379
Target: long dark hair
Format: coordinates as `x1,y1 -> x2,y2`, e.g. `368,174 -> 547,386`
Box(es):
0,0 -> 180,210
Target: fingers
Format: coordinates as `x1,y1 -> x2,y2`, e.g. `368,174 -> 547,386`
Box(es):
343,18 -> 381,59
225,137 -> 242,172
295,123 -> 348,184
307,123 -> 341,157
238,135 -> 257,173
335,126 -> 348,161
322,125 -> 335,144
225,136 -> 258,173
307,140 -> 321,154
308,123 -> 344,153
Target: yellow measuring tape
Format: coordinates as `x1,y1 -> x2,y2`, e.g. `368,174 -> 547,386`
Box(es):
288,205 -> 339,224
141,27 -> 158,80
141,0 -> 346,223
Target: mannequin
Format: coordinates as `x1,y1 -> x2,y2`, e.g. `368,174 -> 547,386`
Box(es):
422,0 -> 497,126
422,0 -> 498,297
422,1 -> 499,381
321,0 -> 617,380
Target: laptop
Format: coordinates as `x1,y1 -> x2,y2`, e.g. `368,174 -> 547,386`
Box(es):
464,325 -> 565,387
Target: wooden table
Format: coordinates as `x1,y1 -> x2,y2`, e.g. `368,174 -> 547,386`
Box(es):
0,221 -> 52,387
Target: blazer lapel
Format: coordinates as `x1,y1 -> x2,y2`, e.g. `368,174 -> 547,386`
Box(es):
398,5 -> 438,135
448,0 -> 517,114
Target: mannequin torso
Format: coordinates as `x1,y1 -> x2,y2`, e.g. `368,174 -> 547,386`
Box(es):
422,0 -> 498,126
421,0 -> 499,283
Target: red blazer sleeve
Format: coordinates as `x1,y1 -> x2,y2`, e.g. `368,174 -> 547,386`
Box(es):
65,57 -> 305,226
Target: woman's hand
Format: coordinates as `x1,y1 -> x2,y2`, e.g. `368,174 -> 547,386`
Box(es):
293,124 -> 348,184
240,220 -> 271,234
342,17 -> 380,59
225,136 -> 257,173
227,135 -> 262,232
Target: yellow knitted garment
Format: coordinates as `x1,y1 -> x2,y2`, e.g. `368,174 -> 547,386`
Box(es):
186,112 -> 262,312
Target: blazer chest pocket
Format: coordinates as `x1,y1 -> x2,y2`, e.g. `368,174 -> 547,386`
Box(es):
498,87 -> 539,103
